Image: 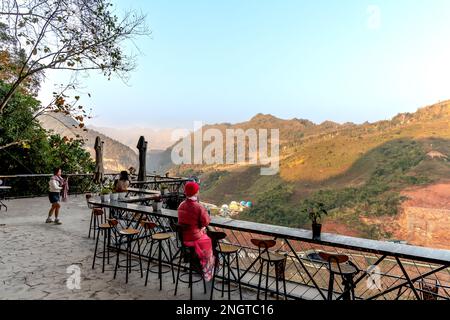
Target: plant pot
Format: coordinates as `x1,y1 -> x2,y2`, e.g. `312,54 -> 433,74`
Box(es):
152,201 -> 162,212
100,194 -> 110,203
312,223 -> 322,240
110,193 -> 119,201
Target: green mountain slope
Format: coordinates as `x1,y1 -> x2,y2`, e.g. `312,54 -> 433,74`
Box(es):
169,101 -> 450,239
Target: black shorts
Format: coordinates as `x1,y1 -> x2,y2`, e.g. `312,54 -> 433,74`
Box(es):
49,192 -> 61,204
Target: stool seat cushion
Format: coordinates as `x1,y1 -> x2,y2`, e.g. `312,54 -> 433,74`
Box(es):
261,252 -> 286,262
93,208 -> 104,216
217,244 -> 239,254
151,233 -> 172,241
141,221 -> 157,230
98,223 -> 113,229
120,228 -> 139,236
328,263 -> 358,275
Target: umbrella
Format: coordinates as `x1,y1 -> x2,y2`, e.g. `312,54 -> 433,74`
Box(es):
137,136 -> 148,182
93,136 -> 104,184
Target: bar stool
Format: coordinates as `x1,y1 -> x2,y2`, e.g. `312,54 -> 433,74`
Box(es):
113,227 -> 144,284
318,252 -> 359,300
172,223 -> 207,300
87,194 -> 106,240
142,221 -> 176,290
208,230 -> 242,300
251,239 -> 288,300
92,219 -> 118,272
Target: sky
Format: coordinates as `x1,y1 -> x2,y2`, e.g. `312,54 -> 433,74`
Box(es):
38,0 -> 450,129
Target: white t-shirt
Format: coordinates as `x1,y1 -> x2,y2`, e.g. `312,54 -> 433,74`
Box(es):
49,176 -> 63,193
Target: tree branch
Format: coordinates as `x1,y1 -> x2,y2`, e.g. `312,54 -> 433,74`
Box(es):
0,140 -> 28,151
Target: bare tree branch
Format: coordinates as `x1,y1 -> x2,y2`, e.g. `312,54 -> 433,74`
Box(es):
0,0 -> 150,113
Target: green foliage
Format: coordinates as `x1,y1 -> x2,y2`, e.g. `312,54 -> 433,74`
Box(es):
47,135 -> 95,174
201,170 -> 230,190
238,138 -> 435,239
302,140 -> 427,218
100,187 -> 112,195
0,80 -> 94,175
301,200 -> 328,225
238,184 -> 301,226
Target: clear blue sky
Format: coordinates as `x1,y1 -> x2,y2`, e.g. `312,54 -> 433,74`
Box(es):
39,0 -> 450,129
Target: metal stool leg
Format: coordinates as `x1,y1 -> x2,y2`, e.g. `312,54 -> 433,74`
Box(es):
145,239 -> 155,286
210,255 -> 218,300
227,255 -> 231,300
174,252 -> 183,296
221,254 -> 226,298
158,241 -> 163,290
167,240 -> 175,283
92,226 -> 100,269
107,229 -> 111,264
102,228 -> 107,273
88,211 -> 94,238
265,261 -> 270,300
125,236 -> 130,284
93,213 -> 98,240
257,261 -> 263,300
328,273 -> 335,300
113,235 -> 123,280
203,273 -> 207,294
189,261 -> 193,300
275,272 -> 279,300
235,252 -> 243,300
136,235 -> 143,278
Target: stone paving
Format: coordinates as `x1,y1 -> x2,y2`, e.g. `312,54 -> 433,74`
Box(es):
0,196 -> 255,300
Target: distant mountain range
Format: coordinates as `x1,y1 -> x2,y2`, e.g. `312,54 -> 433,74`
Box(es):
37,102 -> 450,248
167,101 -> 450,247
87,125 -> 177,151
38,112 -> 138,172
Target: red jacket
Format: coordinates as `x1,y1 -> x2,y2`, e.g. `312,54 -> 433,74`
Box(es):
177,199 -> 210,242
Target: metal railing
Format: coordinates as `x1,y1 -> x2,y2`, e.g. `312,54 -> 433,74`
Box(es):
0,173 -> 190,199
89,199 -> 450,301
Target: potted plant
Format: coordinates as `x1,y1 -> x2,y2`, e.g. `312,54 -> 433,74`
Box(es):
118,191 -> 127,200
110,191 -> 119,201
108,180 -> 118,201
100,187 -> 112,202
152,195 -> 163,212
302,201 -> 328,240
160,183 -> 169,195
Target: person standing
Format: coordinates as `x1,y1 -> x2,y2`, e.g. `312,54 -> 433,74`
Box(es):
46,167 -> 65,225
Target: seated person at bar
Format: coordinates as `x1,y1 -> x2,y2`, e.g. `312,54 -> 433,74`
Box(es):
177,181 -> 215,281
114,171 -> 130,192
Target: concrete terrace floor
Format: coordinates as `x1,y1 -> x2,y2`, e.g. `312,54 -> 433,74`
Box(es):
0,196 -> 255,300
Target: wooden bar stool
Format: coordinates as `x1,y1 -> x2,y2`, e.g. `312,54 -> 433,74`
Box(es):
87,194 -> 106,240
92,219 -> 118,273
113,227 -> 144,284
318,252 -> 359,300
251,239 -> 288,300
172,223 -> 207,300
207,230 -> 242,300
142,221 -> 176,290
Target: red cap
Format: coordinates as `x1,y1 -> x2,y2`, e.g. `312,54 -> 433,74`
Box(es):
184,181 -> 200,197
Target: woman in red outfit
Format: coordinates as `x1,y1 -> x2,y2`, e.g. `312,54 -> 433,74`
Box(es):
178,182 -> 215,281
